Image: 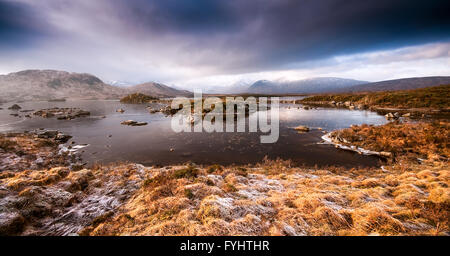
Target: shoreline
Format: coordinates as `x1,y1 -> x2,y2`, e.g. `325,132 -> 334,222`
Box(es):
301,100 -> 450,118
0,121 -> 448,236
299,85 -> 450,119
320,132 -> 386,157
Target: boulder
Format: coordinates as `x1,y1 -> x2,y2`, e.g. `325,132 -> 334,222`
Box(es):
120,120 -> 148,126
294,125 -> 310,132
385,113 -> 395,119
402,113 -> 411,117
8,104 -> 22,110
131,122 -> 148,126
121,120 -> 137,126
55,133 -> 73,143
74,110 -> 90,117
380,151 -> 393,158
37,130 -> 59,139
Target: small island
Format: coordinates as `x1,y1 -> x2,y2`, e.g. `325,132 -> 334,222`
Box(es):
120,93 -> 159,104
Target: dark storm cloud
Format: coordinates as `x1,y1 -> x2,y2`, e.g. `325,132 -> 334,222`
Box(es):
106,0 -> 450,70
250,0 -> 450,68
0,0 -> 50,47
0,0 -> 449,80
125,0 -> 239,34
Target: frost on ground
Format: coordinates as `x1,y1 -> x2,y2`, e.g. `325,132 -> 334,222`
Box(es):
0,164 -> 148,235
0,159 -> 448,236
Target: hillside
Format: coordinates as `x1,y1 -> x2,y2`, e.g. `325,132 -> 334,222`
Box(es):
0,70 -> 124,101
240,76 -> 450,95
301,84 -> 450,110
0,70 -> 192,102
127,82 -> 193,98
345,76 -> 450,92
247,77 -> 367,94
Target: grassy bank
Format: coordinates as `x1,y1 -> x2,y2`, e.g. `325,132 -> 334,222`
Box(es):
301,85 -> 450,111
329,121 -> 449,161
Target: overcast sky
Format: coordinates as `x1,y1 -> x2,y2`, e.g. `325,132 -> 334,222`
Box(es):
0,0 -> 449,89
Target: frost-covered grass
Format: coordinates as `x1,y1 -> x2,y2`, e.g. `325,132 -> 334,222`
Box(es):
0,160 -> 448,236
0,123 -> 448,236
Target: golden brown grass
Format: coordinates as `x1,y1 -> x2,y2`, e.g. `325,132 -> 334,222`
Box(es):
0,122 -> 448,236
0,136 -> 18,151
0,132 -> 70,171
330,121 -> 449,160
301,84 -> 450,110
0,158 -> 448,236
71,159 -> 447,236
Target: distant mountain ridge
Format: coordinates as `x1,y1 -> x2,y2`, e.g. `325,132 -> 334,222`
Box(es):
1,70 -> 448,102
243,76 -> 450,95
0,70 -> 192,102
247,77 -> 368,94
343,76 -> 450,92
127,82 -> 192,98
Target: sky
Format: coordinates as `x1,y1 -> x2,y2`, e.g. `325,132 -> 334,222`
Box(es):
0,0 -> 449,90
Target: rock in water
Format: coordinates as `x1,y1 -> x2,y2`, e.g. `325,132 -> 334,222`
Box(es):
120,120 -> 148,126
8,104 -> 22,110
121,120 -> 137,126
294,125 -> 310,132
385,113 -> 395,119
132,122 -> 148,126
55,133 -> 73,143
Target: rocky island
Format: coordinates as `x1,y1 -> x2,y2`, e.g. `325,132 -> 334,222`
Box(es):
120,93 -> 159,104
33,108 -> 91,120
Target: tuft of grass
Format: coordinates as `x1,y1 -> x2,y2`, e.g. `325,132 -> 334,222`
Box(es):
184,189 -> 194,199
172,165 -> 199,179
205,179 -> 215,186
0,136 -> 18,151
207,164 -> 222,174
223,183 -> 238,193
143,173 -> 171,188
236,167 -> 248,177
